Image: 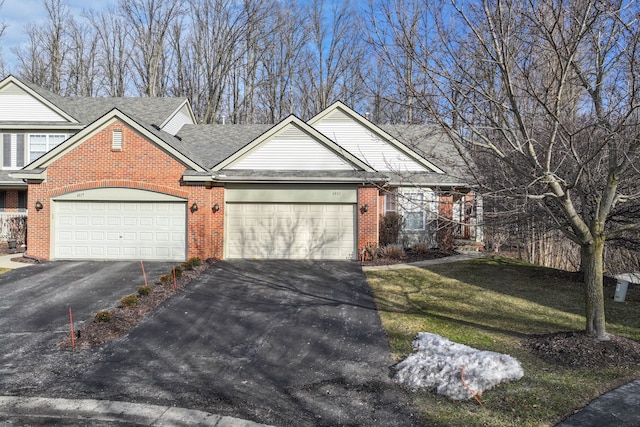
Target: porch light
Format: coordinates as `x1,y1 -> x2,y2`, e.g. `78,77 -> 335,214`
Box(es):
35,201 -> 43,211
360,204 -> 368,214
190,202 -> 198,213
212,203 -> 220,212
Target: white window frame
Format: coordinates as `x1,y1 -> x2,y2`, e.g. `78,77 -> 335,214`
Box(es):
398,188 -> 437,231
28,133 -> 67,162
2,133 -> 26,170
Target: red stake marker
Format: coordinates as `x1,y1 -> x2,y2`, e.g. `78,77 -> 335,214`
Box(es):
141,260 -> 148,287
173,266 -> 177,290
69,307 -> 75,349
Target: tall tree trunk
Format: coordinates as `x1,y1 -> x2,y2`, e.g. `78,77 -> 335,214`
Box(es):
581,238 -> 608,340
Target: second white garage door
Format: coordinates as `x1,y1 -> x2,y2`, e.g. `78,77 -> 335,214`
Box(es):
54,201 -> 186,261
226,203 -> 355,260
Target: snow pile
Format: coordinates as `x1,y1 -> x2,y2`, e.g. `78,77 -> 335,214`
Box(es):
393,333 -> 524,400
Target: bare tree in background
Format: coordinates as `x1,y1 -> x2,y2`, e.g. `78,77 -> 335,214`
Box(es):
13,0 -> 71,94
255,2 -> 309,123
369,0 -> 640,340
297,0 -> 367,118
120,0 -> 184,97
87,8 -> 132,96
0,0 -> 6,75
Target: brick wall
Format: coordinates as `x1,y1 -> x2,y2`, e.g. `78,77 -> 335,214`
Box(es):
357,186 -> 379,259
25,120 -> 224,261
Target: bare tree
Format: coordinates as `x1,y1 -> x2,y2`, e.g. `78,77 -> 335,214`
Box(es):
0,0 -> 7,75
14,0 -> 71,93
254,1 -> 309,123
87,8 -> 133,96
120,0 -> 184,97
297,0 -> 367,118
368,0 -> 640,340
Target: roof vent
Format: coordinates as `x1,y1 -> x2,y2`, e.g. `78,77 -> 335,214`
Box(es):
174,135 -> 182,141
112,130 -> 123,151
151,124 -> 161,130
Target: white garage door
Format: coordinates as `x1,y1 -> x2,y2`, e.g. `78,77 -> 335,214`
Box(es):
54,201 -> 186,261
226,203 -> 355,260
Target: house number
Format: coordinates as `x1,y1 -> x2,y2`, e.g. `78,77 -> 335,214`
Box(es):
76,193 -> 85,198
332,191 -> 342,196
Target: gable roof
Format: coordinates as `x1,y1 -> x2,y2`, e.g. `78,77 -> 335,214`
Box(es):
15,108 -> 210,178
0,75 -> 79,124
0,75 -> 193,132
212,115 -> 375,172
177,124 -> 273,168
308,101 -> 445,174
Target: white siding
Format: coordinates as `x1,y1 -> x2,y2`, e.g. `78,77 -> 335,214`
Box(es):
0,83 -> 68,122
229,124 -> 355,170
313,109 -> 428,172
162,104 -> 194,135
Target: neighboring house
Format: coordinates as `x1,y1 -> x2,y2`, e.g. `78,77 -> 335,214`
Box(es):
0,74 -> 481,261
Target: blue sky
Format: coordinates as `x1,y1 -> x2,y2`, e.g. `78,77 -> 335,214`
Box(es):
1,0 -> 117,66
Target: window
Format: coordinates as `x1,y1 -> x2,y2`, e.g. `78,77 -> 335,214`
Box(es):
28,134 -> 66,162
2,133 -> 25,169
384,190 -> 397,213
402,192 -> 425,230
18,191 -> 27,212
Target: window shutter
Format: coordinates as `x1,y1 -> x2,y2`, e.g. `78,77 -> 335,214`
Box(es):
3,134 -> 10,167
16,134 -> 25,167
112,130 -> 123,150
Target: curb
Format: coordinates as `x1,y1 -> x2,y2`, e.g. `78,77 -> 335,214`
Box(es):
0,396 -> 271,427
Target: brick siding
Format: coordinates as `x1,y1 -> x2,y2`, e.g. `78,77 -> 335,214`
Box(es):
25,120 -> 225,261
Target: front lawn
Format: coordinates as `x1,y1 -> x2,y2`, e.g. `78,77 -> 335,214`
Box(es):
366,256 -> 640,427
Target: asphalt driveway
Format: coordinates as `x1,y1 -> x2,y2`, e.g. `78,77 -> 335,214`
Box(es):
0,260 -> 418,426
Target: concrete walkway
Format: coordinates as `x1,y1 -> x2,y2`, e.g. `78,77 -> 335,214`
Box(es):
361,251 -> 485,271
0,253 -> 35,269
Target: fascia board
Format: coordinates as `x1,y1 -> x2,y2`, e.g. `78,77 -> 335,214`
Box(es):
212,115 -> 375,172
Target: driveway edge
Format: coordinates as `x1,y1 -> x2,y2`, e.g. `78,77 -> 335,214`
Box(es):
0,396 -> 271,427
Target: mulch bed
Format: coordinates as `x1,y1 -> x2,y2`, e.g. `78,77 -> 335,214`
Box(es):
59,259 -> 215,350
359,249 -> 458,266
522,331 -> 640,369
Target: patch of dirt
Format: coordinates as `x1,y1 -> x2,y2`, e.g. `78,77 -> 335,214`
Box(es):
360,249 -> 458,266
522,331 -> 640,369
59,259 -> 215,349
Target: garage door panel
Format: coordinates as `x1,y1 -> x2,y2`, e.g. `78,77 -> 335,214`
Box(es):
226,203 -> 355,260
54,201 -> 186,261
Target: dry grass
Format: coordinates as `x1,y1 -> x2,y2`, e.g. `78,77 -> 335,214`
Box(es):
366,255 -> 640,427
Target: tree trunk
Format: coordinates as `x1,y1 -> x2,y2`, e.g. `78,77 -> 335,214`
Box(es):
581,238 -> 608,340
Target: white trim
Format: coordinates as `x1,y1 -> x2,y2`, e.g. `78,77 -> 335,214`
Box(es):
213,115 -> 375,172
308,101 -> 445,174
0,76 -> 79,123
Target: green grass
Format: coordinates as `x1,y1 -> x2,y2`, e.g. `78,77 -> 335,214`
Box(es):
366,256 -> 640,427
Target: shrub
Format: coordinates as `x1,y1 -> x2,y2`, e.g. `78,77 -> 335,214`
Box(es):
379,243 -> 406,260
364,243 -> 379,261
138,285 -> 152,296
188,257 -> 202,267
159,274 -> 173,286
94,310 -> 111,323
412,241 -> 430,254
174,265 -> 183,278
120,294 -> 138,308
380,212 -> 403,246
